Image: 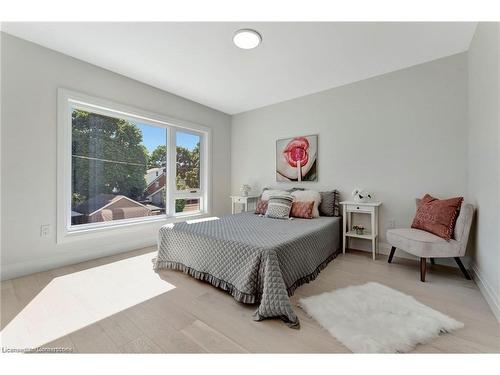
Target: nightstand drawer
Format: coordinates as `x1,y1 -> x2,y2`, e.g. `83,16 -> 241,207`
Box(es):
234,197 -> 247,204
346,204 -> 374,213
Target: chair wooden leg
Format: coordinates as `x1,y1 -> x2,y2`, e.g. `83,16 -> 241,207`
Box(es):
388,246 -> 396,263
454,257 -> 471,280
420,258 -> 426,282
430,258 -> 435,265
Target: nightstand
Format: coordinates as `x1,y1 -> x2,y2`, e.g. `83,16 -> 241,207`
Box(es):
340,201 -> 382,260
230,195 -> 259,214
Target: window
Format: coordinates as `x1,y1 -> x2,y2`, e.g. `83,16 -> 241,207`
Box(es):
71,109 -> 167,226
58,89 -> 209,239
172,131 -> 203,215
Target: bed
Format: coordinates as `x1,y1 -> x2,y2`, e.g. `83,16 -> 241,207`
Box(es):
153,212 -> 341,328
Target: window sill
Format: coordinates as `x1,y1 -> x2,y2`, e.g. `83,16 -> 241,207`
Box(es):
58,212 -> 209,243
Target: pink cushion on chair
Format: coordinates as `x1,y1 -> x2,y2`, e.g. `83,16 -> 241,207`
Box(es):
411,194 -> 463,241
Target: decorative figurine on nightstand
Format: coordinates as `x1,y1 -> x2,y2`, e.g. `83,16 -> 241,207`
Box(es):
352,225 -> 365,235
239,184 -> 251,197
352,188 -> 373,203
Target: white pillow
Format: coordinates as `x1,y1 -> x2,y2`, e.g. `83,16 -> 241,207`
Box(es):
261,189 -> 290,201
291,190 -> 321,218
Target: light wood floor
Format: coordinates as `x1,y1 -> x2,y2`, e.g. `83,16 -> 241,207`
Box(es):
1,248 -> 499,353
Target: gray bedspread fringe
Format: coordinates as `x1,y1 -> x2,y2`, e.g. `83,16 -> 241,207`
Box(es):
153,248 -> 340,329
285,249 -> 340,297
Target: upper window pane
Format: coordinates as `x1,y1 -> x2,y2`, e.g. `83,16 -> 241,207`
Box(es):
176,131 -> 201,191
71,109 -> 167,226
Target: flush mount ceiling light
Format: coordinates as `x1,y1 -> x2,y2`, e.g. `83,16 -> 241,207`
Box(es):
233,29 -> 262,49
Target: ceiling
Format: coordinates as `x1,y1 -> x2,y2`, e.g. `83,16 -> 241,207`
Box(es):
3,22 -> 477,114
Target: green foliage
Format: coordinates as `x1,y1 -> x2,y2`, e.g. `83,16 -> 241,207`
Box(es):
72,193 -> 85,207
71,109 -> 148,207
176,142 -> 200,190
148,145 -> 167,168
175,199 -> 186,213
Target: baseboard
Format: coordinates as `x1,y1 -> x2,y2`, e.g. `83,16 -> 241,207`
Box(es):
471,263 -> 500,323
349,241 -> 419,262
377,241 -> 414,260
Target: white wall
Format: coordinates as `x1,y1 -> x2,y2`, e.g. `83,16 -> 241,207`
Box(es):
0,33 -> 232,280
231,53 -> 468,256
467,23 -> 500,321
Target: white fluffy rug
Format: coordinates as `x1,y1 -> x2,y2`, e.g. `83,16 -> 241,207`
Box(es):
299,282 -> 463,353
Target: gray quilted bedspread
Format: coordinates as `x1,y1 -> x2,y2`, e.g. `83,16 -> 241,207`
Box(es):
154,212 -> 340,328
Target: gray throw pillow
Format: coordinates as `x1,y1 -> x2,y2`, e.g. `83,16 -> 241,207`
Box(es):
319,190 -> 340,217
265,194 -> 293,219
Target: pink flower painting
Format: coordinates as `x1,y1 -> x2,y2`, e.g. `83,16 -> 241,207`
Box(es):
276,135 -> 317,181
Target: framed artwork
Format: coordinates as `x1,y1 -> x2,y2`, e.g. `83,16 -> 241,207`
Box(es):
276,134 -> 318,182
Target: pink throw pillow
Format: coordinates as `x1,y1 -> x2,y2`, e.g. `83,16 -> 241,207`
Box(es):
290,201 -> 314,219
411,194 -> 463,240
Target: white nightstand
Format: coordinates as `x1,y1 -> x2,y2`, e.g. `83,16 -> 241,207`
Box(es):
340,201 -> 382,260
230,195 -> 259,214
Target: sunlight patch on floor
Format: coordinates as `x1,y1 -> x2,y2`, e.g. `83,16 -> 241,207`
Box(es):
1,252 -> 175,349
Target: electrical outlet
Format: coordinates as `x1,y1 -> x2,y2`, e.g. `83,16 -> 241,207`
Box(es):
388,219 -> 396,229
40,224 -> 50,237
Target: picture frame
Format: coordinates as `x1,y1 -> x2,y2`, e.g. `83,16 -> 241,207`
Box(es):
276,134 -> 318,182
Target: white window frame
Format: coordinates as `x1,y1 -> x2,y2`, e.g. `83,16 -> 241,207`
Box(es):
57,89 -> 211,243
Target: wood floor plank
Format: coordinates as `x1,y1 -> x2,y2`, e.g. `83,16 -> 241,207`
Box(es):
147,328 -> 208,353
99,313 -> 144,347
2,247 -> 499,353
1,286 -> 22,329
144,323 -> 208,353
181,319 -> 249,353
69,322 -> 120,353
119,335 -> 163,353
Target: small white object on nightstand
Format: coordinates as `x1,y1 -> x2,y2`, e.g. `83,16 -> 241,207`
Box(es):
340,201 -> 382,260
231,195 -> 259,214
